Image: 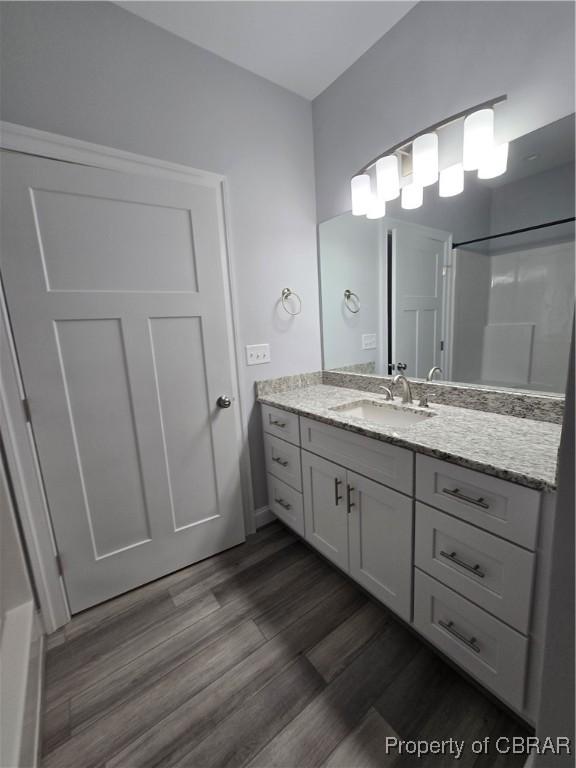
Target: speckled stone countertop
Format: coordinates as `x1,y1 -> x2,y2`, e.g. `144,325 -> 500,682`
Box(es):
259,384 -> 561,492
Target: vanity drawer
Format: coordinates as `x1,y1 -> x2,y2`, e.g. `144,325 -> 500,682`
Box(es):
300,416 -> 413,496
267,474 -> 304,536
415,455 -> 540,550
413,570 -> 528,710
264,433 -> 302,491
415,503 -> 535,633
261,404 -> 300,446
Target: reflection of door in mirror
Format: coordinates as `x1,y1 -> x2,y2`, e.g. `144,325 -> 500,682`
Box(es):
391,222 -> 451,379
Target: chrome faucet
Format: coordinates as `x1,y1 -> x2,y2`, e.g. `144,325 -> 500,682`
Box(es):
427,366 -> 443,381
378,385 -> 393,401
392,374 -> 413,404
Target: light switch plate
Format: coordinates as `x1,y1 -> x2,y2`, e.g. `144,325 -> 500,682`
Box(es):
362,333 -> 377,350
246,343 -> 271,365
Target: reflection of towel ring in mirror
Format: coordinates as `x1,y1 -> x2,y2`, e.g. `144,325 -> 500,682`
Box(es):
344,289 -> 360,314
281,288 -> 302,316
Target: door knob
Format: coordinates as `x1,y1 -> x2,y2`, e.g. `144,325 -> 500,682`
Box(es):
396,362 -> 408,372
217,395 -> 232,409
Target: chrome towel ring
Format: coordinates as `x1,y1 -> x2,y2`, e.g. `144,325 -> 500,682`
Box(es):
281,288 -> 302,316
344,289 -> 360,314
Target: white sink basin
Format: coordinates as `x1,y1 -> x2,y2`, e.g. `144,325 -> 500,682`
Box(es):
331,400 -> 434,428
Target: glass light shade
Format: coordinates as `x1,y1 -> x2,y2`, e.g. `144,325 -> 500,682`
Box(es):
477,142 -> 509,179
412,133 -> 439,187
351,174 -> 372,215
439,163 -> 464,197
365,194 -> 386,219
376,155 -> 400,201
401,183 -> 423,210
462,109 -> 495,171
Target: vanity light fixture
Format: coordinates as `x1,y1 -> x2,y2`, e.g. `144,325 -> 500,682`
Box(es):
401,182 -> 423,210
477,142 -> 509,179
462,108 -> 495,171
376,155 -> 400,201
412,133 -> 439,187
366,194 -> 386,219
350,95 -> 507,215
439,163 -> 465,197
351,173 -> 372,215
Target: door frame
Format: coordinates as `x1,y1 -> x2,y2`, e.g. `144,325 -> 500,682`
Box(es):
0,121 -> 254,630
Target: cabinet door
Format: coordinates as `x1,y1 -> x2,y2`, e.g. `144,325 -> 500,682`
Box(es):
348,472 -> 413,621
302,451 -> 349,571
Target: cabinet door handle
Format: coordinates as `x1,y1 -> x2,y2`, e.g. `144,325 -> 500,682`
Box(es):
271,455 -> 289,467
269,417 -> 286,428
442,487 -> 490,510
438,619 -> 481,653
334,478 -> 343,506
439,550 -> 485,579
275,498 -> 292,511
346,484 -> 355,513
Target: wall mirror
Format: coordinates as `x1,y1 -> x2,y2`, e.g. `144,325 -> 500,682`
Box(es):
319,114 -> 575,394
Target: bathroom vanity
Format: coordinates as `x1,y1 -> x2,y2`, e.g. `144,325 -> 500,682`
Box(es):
259,380 -> 561,726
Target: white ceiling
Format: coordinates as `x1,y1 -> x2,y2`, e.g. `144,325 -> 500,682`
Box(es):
115,1 -> 417,100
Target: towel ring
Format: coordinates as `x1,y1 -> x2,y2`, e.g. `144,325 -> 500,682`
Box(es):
281,288 -> 302,316
344,289 -> 360,314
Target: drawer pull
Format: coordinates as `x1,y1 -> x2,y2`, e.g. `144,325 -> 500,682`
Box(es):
269,417 -> 287,428
334,478 -> 343,506
275,498 -> 292,511
271,455 -> 289,467
439,550 -> 486,579
438,619 -> 481,653
442,487 -> 489,509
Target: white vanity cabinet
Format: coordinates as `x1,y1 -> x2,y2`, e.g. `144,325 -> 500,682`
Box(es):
300,416 -> 413,495
301,452 -> 348,570
267,473 -> 305,536
262,405 -> 305,535
415,455 -> 540,550
413,454 -> 543,715
262,402 -> 550,723
300,452 -> 413,620
264,413 -> 414,621
348,472 -> 413,622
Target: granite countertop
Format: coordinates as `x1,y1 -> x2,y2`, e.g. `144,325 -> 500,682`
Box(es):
258,384 -> 561,491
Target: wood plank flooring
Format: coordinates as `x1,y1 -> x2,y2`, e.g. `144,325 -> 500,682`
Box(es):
42,521 -> 529,768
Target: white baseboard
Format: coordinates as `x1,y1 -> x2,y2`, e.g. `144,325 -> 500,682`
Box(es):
254,506 -> 275,529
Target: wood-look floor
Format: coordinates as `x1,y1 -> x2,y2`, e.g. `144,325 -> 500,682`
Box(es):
42,521 -> 529,768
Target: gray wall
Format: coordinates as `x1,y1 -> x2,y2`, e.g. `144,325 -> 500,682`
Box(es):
0,1 -> 321,511
312,1 -> 575,222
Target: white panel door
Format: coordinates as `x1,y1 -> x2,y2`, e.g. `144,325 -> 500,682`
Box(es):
302,451 -> 348,571
348,473 -> 413,621
0,151 -> 245,612
392,224 -> 449,378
